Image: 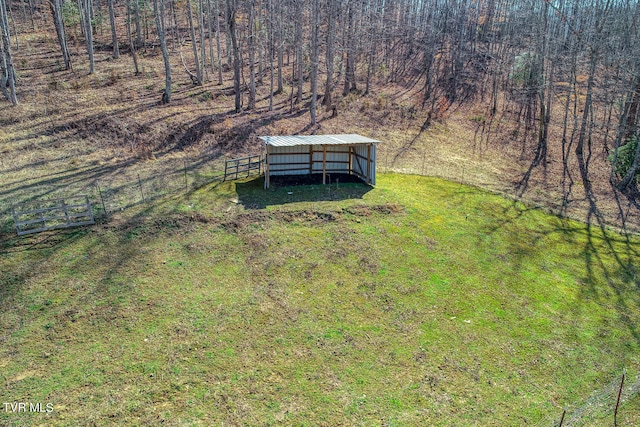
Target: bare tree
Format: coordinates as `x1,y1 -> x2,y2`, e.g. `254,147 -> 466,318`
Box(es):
309,0 -> 319,124
134,0 -> 142,47
247,0 -> 256,110
198,0 -> 207,81
108,0 -> 119,58
153,0 -> 171,103
267,0 -> 274,110
186,0 -> 202,85
342,0 -> 356,96
275,0 -> 283,94
294,0 -> 303,104
126,0 -> 140,74
79,0 -> 95,73
323,0 -> 336,111
213,0 -> 223,84
227,0 -> 241,112
0,0 -> 17,104
48,0 -> 71,70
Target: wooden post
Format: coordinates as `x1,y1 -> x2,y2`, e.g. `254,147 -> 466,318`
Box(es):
85,195 -> 95,224
265,145 -> 270,188
62,199 -> 70,226
322,144 -> 327,184
38,203 -> 45,229
97,182 -> 107,216
614,369 -> 626,427
558,407 -> 566,427
11,205 -> 19,233
309,145 -> 314,175
366,143 -> 372,184
348,145 -> 353,175
138,173 -> 145,203
184,159 -> 188,192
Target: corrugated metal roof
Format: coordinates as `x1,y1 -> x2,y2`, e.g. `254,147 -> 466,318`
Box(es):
260,134 -> 379,147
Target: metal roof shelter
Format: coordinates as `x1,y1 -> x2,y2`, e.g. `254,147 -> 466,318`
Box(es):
260,134 -> 379,189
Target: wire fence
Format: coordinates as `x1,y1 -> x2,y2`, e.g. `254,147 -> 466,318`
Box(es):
0,138 -> 464,234
536,371 -> 640,427
0,154 -> 231,233
3,135 -> 639,235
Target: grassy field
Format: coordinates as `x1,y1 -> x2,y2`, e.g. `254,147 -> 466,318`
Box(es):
1,173 -> 640,426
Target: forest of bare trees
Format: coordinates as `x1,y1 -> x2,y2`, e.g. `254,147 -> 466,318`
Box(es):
1,0 -> 640,209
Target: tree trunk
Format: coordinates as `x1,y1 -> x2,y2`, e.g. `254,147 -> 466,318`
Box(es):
342,1 -> 356,96
295,0 -> 303,104
153,0 -> 171,103
7,0 -> 17,50
126,0 -> 140,74
84,0 -> 95,73
227,0 -> 241,112
48,0 -> 71,70
27,0 -> 34,29
247,0 -> 256,109
206,0 -> 214,74
214,0 -> 222,84
198,0 -> 207,81
323,0 -> 335,110
225,8 -> 232,66
276,1 -> 283,94
108,0 -> 119,58
575,50 -> 598,159
623,74 -> 640,140
534,1 -> 551,167
309,0 -> 319,124
267,0 -> 273,110
0,0 -> 18,104
364,0 -> 378,96
186,0 -> 202,85
135,0 -> 141,47
169,0 -> 178,50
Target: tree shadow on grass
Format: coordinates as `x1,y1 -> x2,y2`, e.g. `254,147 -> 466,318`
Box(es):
0,227 -> 92,255
235,175 -> 373,209
476,192 -> 640,350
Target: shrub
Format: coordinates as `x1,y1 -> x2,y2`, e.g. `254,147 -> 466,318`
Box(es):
609,135 -> 639,184
62,1 -> 80,27
510,52 -> 543,94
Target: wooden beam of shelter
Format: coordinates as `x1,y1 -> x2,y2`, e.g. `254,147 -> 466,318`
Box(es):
322,145 -> 327,184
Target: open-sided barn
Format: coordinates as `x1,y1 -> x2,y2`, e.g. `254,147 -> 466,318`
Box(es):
259,134 -> 379,189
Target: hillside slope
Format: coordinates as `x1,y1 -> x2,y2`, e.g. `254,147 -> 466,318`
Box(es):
1,174 -> 639,425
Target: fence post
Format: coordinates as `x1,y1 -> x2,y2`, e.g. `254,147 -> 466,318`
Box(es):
11,205 -> 20,234
558,407 -> 566,427
62,198 -> 70,226
97,182 -> 108,217
614,369 -> 626,427
138,174 -> 145,203
184,159 -> 188,192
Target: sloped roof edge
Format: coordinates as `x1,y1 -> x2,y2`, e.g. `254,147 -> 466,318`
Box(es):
260,134 -> 379,147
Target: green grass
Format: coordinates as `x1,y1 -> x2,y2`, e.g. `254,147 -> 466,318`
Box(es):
1,173 -> 639,426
